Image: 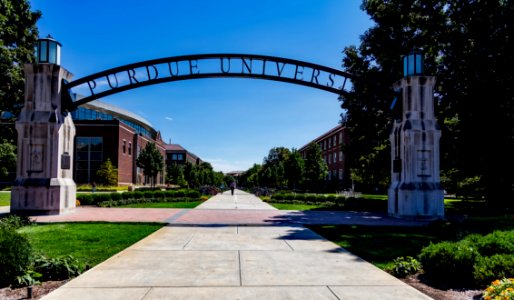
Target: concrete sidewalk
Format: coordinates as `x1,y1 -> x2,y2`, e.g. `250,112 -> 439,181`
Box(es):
41,190 -> 432,299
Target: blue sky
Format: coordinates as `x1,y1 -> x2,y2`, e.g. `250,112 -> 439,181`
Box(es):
30,0 -> 373,173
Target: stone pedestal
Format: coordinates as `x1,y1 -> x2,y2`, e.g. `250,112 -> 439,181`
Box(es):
11,64 -> 76,215
388,76 -> 444,219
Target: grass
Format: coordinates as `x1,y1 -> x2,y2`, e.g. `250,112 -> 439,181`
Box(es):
18,222 -> 163,266
0,192 -> 10,206
115,201 -> 203,208
309,214 -> 514,270
309,225 -> 440,269
267,202 -> 328,210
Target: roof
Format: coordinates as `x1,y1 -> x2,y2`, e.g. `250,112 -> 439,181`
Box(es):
165,144 -> 186,151
299,124 -> 345,152
80,99 -> 154,129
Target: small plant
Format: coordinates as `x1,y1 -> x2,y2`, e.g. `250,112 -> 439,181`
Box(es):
483,278 -> 514,300
388,256 -> 422,278
0,215 -> 33,229
33,254 -> 85,281
14,270 -> 41,288
0,226 -> 33,287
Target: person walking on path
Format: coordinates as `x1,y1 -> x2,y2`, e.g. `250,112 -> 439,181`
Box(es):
230,181 -> 235,195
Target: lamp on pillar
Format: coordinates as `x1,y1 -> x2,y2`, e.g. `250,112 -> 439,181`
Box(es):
11,34 -> 76,216
387,48 -> 444,220
402,50 -> 424,77
36,35 -> 61,65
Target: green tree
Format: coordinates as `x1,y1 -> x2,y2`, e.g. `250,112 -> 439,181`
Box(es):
95,158 -> 118,186
304,143 -> 328,191
342,0 -> 514,204
166,162 -> 186,186
259,147 -> 290,188
0,0 -> 41,143
136,143 -> 164,188
0,141 -> 16,185
284,148 -> 305,190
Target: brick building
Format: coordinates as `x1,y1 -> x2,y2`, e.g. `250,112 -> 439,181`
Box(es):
299,124 -> 349,188
165,144 -> 202,169
72,100 -> 166,186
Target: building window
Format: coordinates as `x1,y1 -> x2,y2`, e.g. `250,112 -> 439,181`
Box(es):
128,142 -> 132,155
75,137 -> 103,183
177,153 -> 184,161
334,152 -> 337,163
339,132 -> 343,144
122,140 -> 126,154
339,151 -> 343,161
172,154 -> 178,160
339,169 -> 343,180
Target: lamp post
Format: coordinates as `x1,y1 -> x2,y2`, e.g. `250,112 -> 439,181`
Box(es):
402,50 -> 424,77
36,35 -> 61,65
11,35 -> 76,215
387,49 -> 444,219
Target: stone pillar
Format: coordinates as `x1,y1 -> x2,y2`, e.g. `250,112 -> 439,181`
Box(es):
11,64 -> 76,215
388,76 -> 444,219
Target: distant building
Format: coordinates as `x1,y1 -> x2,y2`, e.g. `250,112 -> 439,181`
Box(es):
71,100 -> 166,186
225,171 -> 244,177
298,124 -> 349,188
165,144 -> 202,169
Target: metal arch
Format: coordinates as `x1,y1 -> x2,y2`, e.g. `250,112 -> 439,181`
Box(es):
62,53 -> 354,111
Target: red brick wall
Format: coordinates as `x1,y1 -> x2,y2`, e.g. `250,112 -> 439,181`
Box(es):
118,122 -> 136,185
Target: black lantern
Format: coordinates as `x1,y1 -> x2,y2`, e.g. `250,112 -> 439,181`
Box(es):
36,35 -> 61,65
402,50 -> 423,77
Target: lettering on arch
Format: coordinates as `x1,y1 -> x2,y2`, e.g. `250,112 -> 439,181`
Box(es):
63,54 -> 354,110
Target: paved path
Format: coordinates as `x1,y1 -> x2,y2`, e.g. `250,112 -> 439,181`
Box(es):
36,190 -> 432,299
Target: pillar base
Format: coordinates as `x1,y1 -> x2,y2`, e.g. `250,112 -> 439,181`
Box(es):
11,178 -> 76,216
388,183 -> 444,220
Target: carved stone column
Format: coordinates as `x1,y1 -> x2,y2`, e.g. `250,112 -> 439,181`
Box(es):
11,64 -> 76,215
388,75 -> 444,219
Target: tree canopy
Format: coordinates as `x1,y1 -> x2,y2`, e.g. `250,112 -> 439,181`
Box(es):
342,0 -> 514,205
0,0 -> 41,143
136,143 -> 164,187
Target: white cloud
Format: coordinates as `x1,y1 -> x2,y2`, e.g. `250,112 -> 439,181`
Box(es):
165,116 -> 173,121
204,158 -> 252,173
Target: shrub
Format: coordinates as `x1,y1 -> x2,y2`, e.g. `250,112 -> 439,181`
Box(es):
483,278 -> 514,300
175,190 -> 185,197
305,194 -> 317,203
474,254 -> 514,286
284,194 -> 294,201
154,191 -> 165,199
0,226 -> 33,287
272,193 -> 284,200
295,194 -> 305,201
165,190 -> 176,198
0,215 -> 32,230
76,194 -> 93,205
133,191 -> 143,199
387,256 -> 422,278
325,195 -> 337,202
122,192 -> 133,200
92,193 -> 111,204
143,191 -> 155,199
419,240 -> 480,287
186,190 -> 200,198
472,231 -> 514,257
110,192 -> 122,201
33,254 -> 85,281
335,196 -> 345,206
315,195 -> 327,203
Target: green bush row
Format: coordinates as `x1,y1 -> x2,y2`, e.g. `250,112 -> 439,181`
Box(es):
77,189 -> 201,206
97,197 -> 200,207
269,194 -> 387,211
419,230 -> 514,288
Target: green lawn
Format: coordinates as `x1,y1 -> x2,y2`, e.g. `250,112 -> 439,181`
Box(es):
309,225 -> 440,269
0,192 -> 10,206
309,214 -> 514,270
116,201 -> 203,208
18,222 -> 163,267
267,202 -> 330,210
